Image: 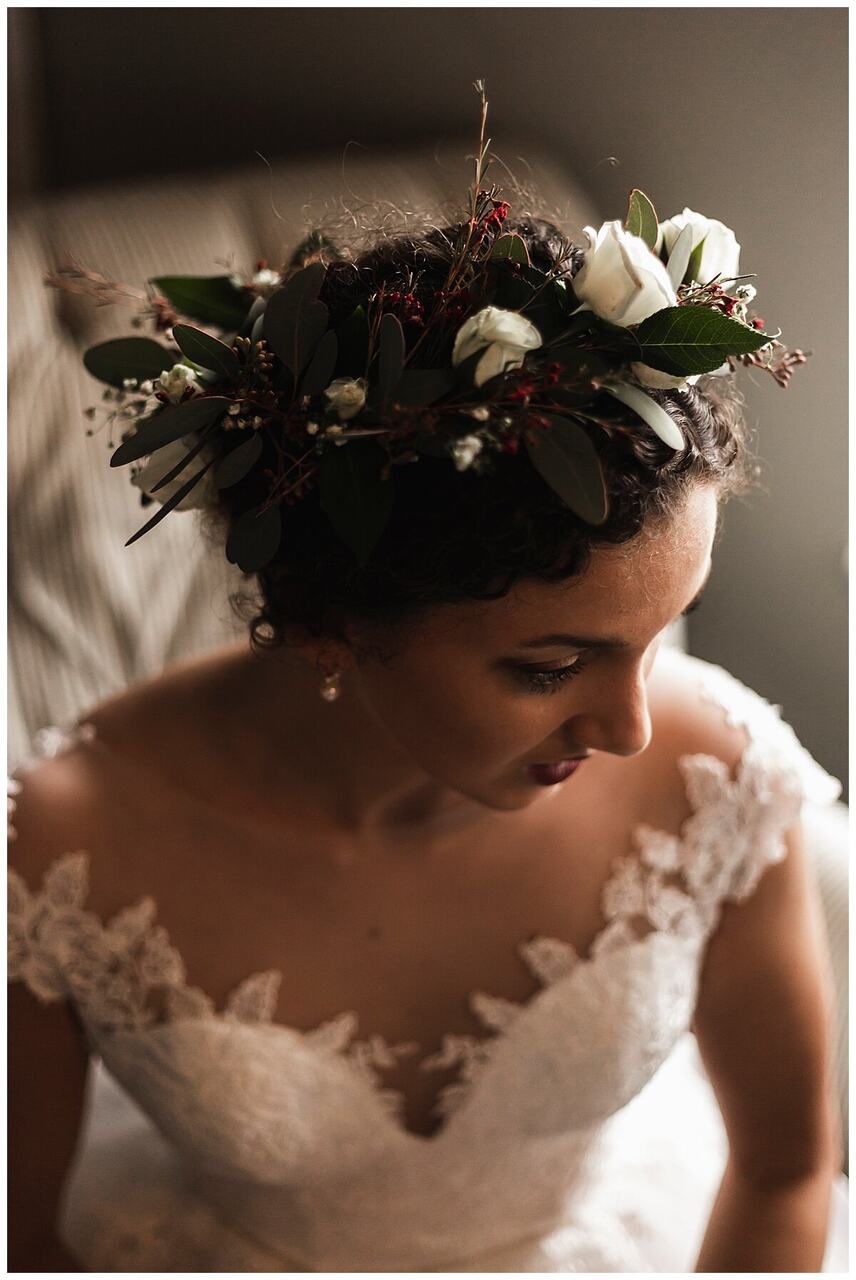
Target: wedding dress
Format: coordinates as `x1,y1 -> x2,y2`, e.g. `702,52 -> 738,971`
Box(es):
8,653 -> 849,1272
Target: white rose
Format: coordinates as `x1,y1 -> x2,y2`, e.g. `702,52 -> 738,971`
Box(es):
658,208 -> 741,286
451,435 -> 484,471
452,306 -> 542,388
572,222 -> 677,327
323,377 -> 367,421
157,364 -> 199,404
131,435 -> 216,511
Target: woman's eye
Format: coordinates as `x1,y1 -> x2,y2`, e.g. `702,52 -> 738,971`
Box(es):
517,655 -> 590,695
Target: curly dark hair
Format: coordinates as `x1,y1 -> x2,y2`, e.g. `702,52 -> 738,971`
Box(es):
217,217 -> 752,650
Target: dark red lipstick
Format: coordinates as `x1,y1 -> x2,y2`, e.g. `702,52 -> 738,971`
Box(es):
526,757 -> 588,786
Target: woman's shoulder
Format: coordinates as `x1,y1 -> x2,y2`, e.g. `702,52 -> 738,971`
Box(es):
648,647 -> 840,808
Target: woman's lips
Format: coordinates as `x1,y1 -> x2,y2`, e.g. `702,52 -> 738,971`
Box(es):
526,758 -> 588,786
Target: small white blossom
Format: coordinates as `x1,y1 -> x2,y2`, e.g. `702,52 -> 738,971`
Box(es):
326,424 -> 344,435
139,379 -> 154,395
452,307 -> 542,388
468,405 -> 491,422
306,422 -> 320,435
122,377 -> 138,390
451,434 -> 484,472
157,364 -> 199,404
735,283 -> 757,303
252,267 -> 282,295
323,377 -> 367,421
252,416 -> 264,428
227,402 -> 242,416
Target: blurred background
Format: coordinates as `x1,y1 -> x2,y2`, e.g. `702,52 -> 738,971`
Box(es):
9,6 -> 847,792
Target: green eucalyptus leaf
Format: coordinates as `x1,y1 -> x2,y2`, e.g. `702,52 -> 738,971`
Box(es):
110,397 -> 229,467
83,338 -> 172,388
666,224 -> 694,290
526,415 -> 608,526
125,461 -> 214,547
600,380 -> 685,450
263,263 -> 328,378
376,313 -> 406,407
685,236 -> 707,285
300,330 -> 338,396
335,305 -> 370,378
319,441 -> 392,568
634,305 -> 771,375
239,295 -> 267,339
490,234 -> 531,267
225,504 -> 282,572
214,432 -> 263,489
149,431 -> 212,493
625,190 -> 659,250
173,325 -> 239,380
394,368 -> 456,407
151,276 -> 249,329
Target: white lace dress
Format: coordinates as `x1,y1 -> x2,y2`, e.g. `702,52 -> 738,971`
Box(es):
8,654 -> 849,1272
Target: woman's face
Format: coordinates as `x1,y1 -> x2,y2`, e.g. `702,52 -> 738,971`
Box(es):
348,485 -> 719,811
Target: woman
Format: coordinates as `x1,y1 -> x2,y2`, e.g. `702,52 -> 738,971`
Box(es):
8,181 -> 846,1271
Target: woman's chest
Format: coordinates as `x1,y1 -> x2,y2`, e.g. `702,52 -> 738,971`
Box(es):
96,760 -> 692,1138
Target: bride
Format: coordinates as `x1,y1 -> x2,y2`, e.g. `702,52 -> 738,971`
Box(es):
8,150 -> 847,1271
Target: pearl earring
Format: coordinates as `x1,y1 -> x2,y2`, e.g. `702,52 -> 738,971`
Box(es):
319,671 -> 342,703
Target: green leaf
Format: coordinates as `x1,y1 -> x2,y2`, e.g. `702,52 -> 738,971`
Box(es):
490,234 -> 531,267
685,236 -> 707,285
376,313 -> 405,407
149,431 -> 212,493
300,330 -> 338,396
214,432 -> 263,489
240,295 -> 267,339
125,461 -> 214,547
394,368 -> 456,407
666,224 -> 694,290
263,263 -> 328,378
110,397 -> 229,467
83,338 -> 172,388
151,276 -> 249,329
173,325 -> 239,380
633,305 -> 771,376
526,415 -> 608,525
334,306 -> 370,378
225,504 -> 282,572
319,441 -> 393,567
625,190 -> 659,250
600,380 -> 685,450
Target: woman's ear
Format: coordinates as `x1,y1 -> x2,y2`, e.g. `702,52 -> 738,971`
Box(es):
281,621 -> 356,677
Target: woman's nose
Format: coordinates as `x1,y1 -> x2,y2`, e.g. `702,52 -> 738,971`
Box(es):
566,664 -> 653,758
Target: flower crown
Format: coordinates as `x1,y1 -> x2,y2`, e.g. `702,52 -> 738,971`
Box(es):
49,84 -> 806,573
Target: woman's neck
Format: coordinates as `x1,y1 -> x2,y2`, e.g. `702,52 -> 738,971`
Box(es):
206,642 -> 490,840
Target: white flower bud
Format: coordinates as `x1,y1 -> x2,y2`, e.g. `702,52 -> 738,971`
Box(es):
468,406 -> 491,422
157,364 -> 198,404
323,378 -> 367,421
451,434 -> 484,472
452,307 -> 542,388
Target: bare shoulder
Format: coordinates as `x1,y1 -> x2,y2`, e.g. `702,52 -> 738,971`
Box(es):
647,646 -> 750,777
